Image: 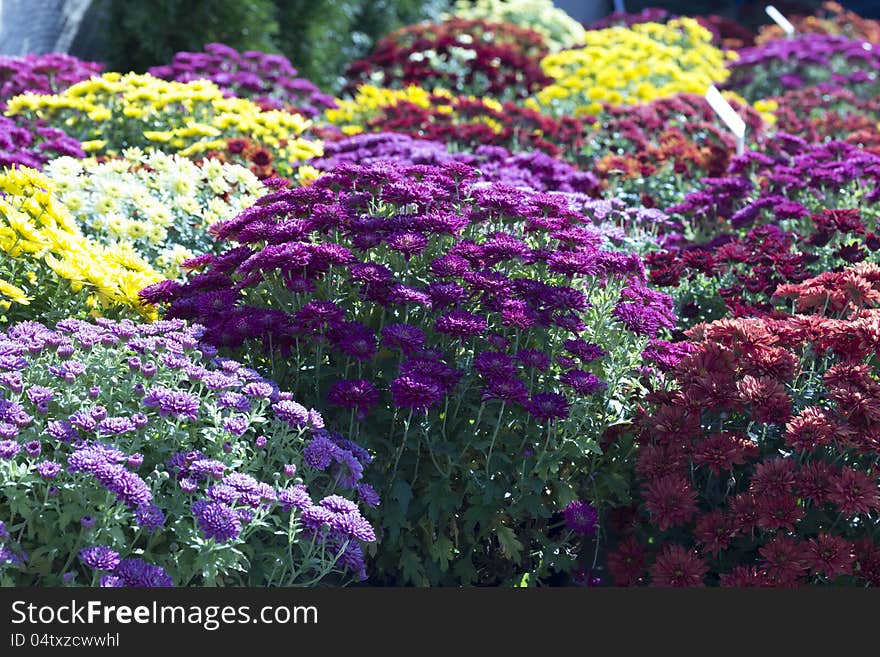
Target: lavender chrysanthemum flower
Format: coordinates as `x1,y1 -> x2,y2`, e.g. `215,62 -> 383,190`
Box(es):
35,460 -> 61,479
99,575 -> 124,587
192,500 -> 241,541
278,484 -> 312,512
127,453 -> 144,469
92,462 -> 153,507
131,413 -> 149,428
80,515 -> 95,529
272,399 -> 309,426
26,385 -> 55,405
142,386 -> 200,420
98,417 -> 136,436
241,381 -> 275,398
0,440 -> 20,459
319,494 -> 359,514
80,545 -> 121,571
329,511 -> 377,542
283,463 -> 297,477
223,416 -> 249,436
562,500 -> 598,537
0,422 -> 17,439
217,391 -> 251,412
24,440 -> 41,457
45,420 -> 77,442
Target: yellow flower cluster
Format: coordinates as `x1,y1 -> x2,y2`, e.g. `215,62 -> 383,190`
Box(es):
326,85 -> 435,135
5,73 -> 324,176
527,18 -> 735,116
448,0 -> 585,51
45,149 -> 265,278
0,166 -> 162,321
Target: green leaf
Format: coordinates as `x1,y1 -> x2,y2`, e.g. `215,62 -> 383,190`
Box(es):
400,549 -> 426,586
495,524 -> 523,564
452,555 -> 477,585
391,479 -> 413,517
428,534 -> 455,572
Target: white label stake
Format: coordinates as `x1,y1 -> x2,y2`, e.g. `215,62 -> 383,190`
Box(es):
705,85 -> 746,156
765,5 -> 796,35
613,0 -> 626,13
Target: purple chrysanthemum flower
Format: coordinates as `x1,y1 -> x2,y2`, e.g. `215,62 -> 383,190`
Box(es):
80,546 -> 120,571
329,511 -> 377,542
217,391 -> 251,412
516,349 -> 551,372
390,374 -> 444,413
560,370 -> 606,396
192,500 -> 241,541
381,323 -> 426,355
80,515 -> 95,528
303,433 -> 339,470
278,484 -> 312,512
526,393 -> 570,422
127,453 -> 144,469
434,311 -> 487,339
272,399 -> 309,425
0,440 -> 20,459
331,448 -> 364,489
241,381 -> 274,398
36,460 -> 61,479
135,503 -> 166,531
114,558 -> 174,587
45,419 -> 77,442
319,494 -> 359,514
327,379 -> 379,419
563,339 -> 606,362
131,413 -> 149,428
218,414 -> 246,437
283,463 -> 297,477
562,500 -> 598,536
98,417 -> 136,436
356,483 -> 381,507
24,440 -> 41,457
0,422 -> 17,439
26,385 -> 55,405
142,386 -> 200,421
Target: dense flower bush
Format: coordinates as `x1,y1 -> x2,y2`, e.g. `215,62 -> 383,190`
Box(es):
447,0 -> 586,51
141,161 -> 677,585
0,167 -> 161,324
584,92 -> 767,208
5,73 -> 323,178
343,18 -> 551,101
770,84 -> 880,152
529,18 -> 732,117
608,264 -> 880,586
310,131 -> 600,194
0,53 -> 102,108
325,84 -> 590,161
0,115 -> 83,169
726,34 -> 880,101
756,1 -> 880,45
648,136 -> 880,325
0,317 -> 375,586
45,150 -> 265,278
148,43 -> 337,118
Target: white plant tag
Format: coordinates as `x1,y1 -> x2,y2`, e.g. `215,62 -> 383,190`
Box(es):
614,0 -> 626,13
705,85 -> 746,155
766,5 -> 796,35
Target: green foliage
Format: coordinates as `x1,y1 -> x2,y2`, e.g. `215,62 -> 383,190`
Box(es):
100,0 -> 280,74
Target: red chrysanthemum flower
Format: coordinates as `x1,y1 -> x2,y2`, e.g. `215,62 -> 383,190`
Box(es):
783,406 -> 835,453
807,533 -> 855,579
693,432 -> 757,475
649,544 -> 707,587
755,493 -> 804,532
737,374 -> 792,424
759,535 -> 809,586
607,537 -> 647,586
694,510 -> 736,557
642,475 -> 698,531
828,467 -> 880,518
796,460 -> 835,506
750,458 -> 797,497
718,565 -> 774,588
